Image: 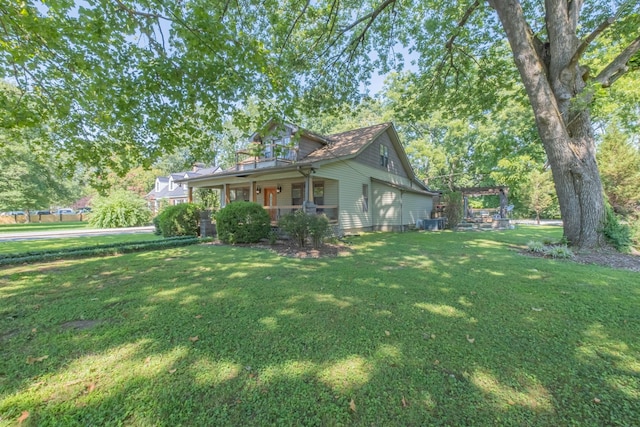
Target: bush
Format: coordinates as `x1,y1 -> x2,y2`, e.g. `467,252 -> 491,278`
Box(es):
526,240 -> 546,253
603,204 -> 632,252
278,210 -> 310,247
278,211 -> 330,249
89,189 -> 151,228
309,214 -> 330,249
544,245 -> 574,259
155,203 -> 200,237
216,201 -> 270,244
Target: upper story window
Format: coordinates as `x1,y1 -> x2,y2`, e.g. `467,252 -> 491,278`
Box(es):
380,144 -> 389,168
169,178 -> 175,191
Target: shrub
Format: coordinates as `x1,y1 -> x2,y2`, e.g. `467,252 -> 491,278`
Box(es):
309,214 -> 330,249
526,240 -> 546,253
278,210 -> 310,247
89,189 -> 151,228
155,203 -> 200,237
216,201 -> 270,244
602,204 -> 632,252
543,245 -> 574,259
278,211 -> 330,249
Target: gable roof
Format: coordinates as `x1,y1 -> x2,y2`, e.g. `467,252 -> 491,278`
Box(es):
304,123 -> 391,163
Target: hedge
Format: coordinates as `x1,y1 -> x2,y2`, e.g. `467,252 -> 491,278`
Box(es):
0,236 -> 210,266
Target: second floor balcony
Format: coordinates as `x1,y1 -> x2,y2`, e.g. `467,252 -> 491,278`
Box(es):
235,142 -> 298,171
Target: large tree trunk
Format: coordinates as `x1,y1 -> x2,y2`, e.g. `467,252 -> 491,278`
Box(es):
490,0 -> 605,249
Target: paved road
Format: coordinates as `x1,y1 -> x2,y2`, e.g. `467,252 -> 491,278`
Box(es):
0,226 -> 156,242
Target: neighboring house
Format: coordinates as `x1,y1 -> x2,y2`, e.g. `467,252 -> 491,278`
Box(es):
147,165 -> 220,214
177,120 -> 438,233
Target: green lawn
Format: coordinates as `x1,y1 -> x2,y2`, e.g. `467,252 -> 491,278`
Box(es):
0,234 -> 162,255
0,222 -> 90,233
0,227 -> 638,426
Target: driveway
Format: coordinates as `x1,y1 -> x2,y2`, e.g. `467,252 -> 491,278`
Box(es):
0,226 -> 155,241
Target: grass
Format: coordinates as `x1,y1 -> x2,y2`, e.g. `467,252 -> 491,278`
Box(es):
0,234 -> 163,255
0,226 -> 638,426
0,222 -> 90,233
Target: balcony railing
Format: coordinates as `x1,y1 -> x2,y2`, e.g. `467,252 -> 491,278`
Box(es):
235,142 -> 298,170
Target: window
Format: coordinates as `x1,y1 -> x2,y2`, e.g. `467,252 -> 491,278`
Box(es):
169,178 -> 175,191
292,183 -> 304,205
380,144 -> 389,168
229,187 -> 250,202
313,182 -> 324,205
362,184 -> 369,213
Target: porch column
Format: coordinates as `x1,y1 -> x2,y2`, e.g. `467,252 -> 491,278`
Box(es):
304,172 -> 316,214
221,184 -> 228,208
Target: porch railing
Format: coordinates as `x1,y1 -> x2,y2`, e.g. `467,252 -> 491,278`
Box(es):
263,205 -> 338,222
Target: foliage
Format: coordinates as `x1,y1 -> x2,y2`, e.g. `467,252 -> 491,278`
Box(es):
520,168 -> 557,224
89,189 -> 151,228
309,214 -> 331,249
597,126 -> 640,214
543,245 -> 574,259
278,210 -> 310,247
0,236 -> 203,266
602,204 -> 632,253
216,201 -> 270,244
279,211 -> 330,249
526,240 -> 546,253
0,83 -> 78,215
442,191 -> 463,229
194,188 -> 220,210
0,228 -> 639,425
155,203 -> 200,237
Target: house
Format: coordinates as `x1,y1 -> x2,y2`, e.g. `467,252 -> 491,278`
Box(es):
177,121 -> 438,233
146,164 -> 220,214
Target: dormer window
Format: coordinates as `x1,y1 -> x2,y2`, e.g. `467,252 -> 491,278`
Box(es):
169,178 -> 175,191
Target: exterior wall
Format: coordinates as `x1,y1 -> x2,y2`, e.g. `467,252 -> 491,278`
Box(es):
297,136 -> 325,159
353,130 -> 408,179
317,159 -> 432,233
315,162 -> 372,232
403,191 -> 433,227
372,182 -> 401,231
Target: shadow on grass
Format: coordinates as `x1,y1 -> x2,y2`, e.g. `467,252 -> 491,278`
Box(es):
0,227 -> 638,425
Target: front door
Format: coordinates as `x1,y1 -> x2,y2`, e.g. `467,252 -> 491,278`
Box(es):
263,188 -> 277,221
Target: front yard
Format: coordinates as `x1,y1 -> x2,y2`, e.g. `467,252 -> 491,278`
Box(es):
1,227 -> 638,426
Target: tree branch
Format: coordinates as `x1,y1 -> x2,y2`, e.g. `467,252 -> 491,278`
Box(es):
113,0 -> 170,21
337,0 -> 396,36
280,0 -> 311,52
445,0 -> 481,51
595,34 -> 640,87
567,0 -> 584,30
568,16 -> 614,70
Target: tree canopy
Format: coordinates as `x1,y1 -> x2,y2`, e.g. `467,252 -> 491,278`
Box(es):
2,0 -> 639,248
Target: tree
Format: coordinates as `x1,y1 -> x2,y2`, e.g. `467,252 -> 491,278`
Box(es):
597,125 -> 640,214
0,83 -> 77,217
3,1 -> 639,249
521,169 -> 557,224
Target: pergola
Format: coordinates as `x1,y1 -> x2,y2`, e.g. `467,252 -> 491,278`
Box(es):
456,186 -> 510,219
